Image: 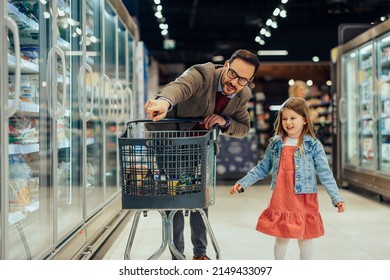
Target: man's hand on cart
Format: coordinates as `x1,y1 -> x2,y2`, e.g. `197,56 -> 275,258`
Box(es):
230,183 -> 244,194
145,99 -> 170,121
200,114 -> 228,129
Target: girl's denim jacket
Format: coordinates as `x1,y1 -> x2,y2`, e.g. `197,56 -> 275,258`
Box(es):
237,134 -> 343,206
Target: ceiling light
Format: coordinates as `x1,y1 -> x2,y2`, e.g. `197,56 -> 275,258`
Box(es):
270,105 -> 282,111
266,18 -> 278,29
212,55 -> 224,62
312,56 -> 320,62
255,2 -> 288,46
255,35 -> 265,45
163,39 -> 176,50
257,50 -> 288,56
159,23 -> 168,30
152,1 -> 172,41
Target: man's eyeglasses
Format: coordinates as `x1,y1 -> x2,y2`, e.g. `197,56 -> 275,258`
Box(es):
226,63 -> 252,86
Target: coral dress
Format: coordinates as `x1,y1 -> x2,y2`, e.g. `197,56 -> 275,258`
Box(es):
256,146 -> 324,239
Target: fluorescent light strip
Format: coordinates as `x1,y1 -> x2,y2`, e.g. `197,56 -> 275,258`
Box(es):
270,105 -> 282,111
257,50 -> 288,56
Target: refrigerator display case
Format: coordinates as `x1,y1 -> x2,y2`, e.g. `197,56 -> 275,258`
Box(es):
1,0 -> 139,260
332,19 -> 390,201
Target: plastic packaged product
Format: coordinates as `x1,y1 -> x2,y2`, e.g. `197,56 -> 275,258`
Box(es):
178,174 -> 192,194
158,169 -> 169,195
168,178 -> 179,195
143,169 -> 155,195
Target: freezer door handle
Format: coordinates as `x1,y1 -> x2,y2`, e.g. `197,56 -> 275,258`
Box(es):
111,81 -> 124,122
126,87 -> 135,120
372,93 -> 377,123
339,97 -> 346,123
78,63 -> 94,121
97,74 -> 111,123
5,16 -> 20,118
46,46 -> 67,120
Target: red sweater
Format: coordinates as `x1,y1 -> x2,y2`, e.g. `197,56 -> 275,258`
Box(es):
193,91 -> 230,130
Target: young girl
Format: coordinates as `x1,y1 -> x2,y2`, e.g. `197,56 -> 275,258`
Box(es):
230,97 -> 345,260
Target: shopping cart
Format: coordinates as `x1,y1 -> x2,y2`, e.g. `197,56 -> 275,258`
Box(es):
118,118 -> 221,260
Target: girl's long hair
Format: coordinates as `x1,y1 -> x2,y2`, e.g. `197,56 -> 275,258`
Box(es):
273,97 -> 317,151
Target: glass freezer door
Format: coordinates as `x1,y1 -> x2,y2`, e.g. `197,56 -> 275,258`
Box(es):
50,0 -> 83,243
84,0 -> 104,218
6,0 -> 52,259
341,51 -> 359,167
376,33 -> 390,173
104,2 -> 119,200
358,43 -> 375,169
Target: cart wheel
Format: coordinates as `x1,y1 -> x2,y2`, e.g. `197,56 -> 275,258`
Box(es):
143,211 -> 148,217
376,194 -> 383,202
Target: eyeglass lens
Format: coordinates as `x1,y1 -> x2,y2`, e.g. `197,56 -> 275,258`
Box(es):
227,64 -> 250,86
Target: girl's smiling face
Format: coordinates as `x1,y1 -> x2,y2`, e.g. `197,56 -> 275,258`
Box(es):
281,108 -> 307,139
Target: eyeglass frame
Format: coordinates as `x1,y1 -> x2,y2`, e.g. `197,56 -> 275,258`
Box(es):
226,62 -> 253,86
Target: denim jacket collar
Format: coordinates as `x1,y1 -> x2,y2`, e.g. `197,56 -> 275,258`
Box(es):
269,134 -> 317,152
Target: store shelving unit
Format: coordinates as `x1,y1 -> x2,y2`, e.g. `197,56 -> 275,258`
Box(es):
307,90 -> 333,164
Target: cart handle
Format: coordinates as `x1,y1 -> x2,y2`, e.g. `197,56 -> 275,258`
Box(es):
122,118 -> 219,140
125,118 -> 204,125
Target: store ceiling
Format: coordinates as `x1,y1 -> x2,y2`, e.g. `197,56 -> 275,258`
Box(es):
125,0 -> 389,81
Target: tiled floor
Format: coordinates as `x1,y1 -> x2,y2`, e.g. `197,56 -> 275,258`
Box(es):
95,184 -> 390,260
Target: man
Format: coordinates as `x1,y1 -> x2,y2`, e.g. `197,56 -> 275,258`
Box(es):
145,49 -> 260,260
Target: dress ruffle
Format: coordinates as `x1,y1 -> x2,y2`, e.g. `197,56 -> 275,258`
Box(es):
256,208 -> 324,239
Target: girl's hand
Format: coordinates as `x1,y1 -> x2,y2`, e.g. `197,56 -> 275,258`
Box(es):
336,202 -> 345,213
230,184 -> 243,195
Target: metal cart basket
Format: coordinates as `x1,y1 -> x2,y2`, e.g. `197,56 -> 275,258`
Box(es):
118,118 -> 220,260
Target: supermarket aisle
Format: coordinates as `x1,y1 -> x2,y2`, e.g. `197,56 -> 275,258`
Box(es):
94,184 -> 390,260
